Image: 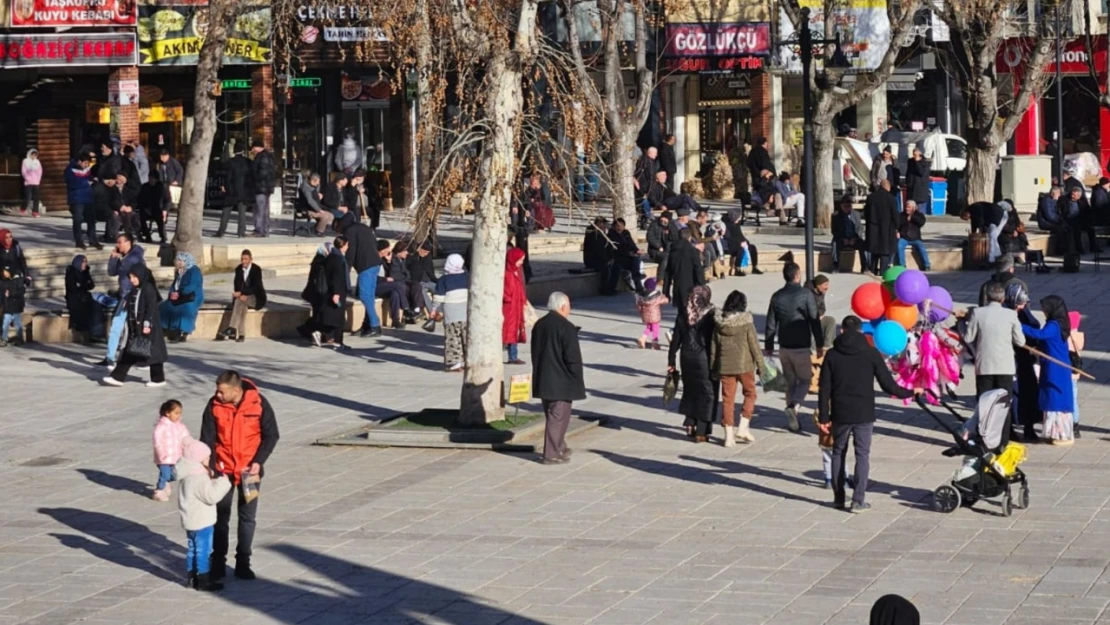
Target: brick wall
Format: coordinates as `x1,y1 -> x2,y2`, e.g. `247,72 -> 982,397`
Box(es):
37,119 -> 71,214
110,66 -> 140,146
251,65 -> 274,149
751,72 -> 773,157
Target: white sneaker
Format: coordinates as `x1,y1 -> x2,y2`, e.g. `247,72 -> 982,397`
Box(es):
665,330 -> 673,344
785,407 -> 800,432
449,362 -> 464,372
146,381 -> 166,388
723,426 -> 736,448
101,376 -> 123,387
311,331 -> 323,347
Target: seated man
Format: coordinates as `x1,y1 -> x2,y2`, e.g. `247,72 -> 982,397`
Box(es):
297,172 -> 335,235
583,217 -> 611,272
751,169 -> 778,217
641,170 -> 669,227
774,171 -> 805,225
607,218 -> 645,294
321,174 -> 349,219
219,249 -> 267,342
831,196 -> 870,272
116,172 -> 141,237
376,240 -> 413,329
406,240 -> 438,314
137,170 -> 167,243
389,241 -> 427,320
897,199 -> 931,270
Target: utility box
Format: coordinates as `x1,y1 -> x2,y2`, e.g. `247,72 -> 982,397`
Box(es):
1001,155 -> 1052,214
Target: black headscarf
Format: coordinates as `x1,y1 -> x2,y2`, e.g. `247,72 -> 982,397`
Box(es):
71,254 -> 87,271
1040,295 -> 1071,340
870,595 -> 920,625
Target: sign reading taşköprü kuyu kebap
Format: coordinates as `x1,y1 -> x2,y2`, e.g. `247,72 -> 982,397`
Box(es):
138,3 -> 271,65
10,0 -> 136,27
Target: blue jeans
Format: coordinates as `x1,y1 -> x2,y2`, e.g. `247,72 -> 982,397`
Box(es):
507,344 -> 519,361
1,313 -> 22,342
156,464 -> 175,490
641,199 -> 652,222
186,525 -> 214,575
106,308 -> 128,362
897,239 -> 931,270
357,268 -> 380,329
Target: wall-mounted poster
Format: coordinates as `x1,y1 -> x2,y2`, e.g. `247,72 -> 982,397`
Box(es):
10,0 -> 136,27
138,1 -> 271,65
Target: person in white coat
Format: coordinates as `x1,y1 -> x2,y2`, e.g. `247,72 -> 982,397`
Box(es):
176,439 -> 232,592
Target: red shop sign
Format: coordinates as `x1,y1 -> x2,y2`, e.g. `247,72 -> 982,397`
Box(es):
664,56 -> 764,74
10,0 -> 136,27
0,33 -> 138,68
663,23 -> 771,58
998,36 -> 1108,77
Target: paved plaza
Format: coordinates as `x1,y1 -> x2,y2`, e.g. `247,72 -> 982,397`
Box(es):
1,266 -> 1109,625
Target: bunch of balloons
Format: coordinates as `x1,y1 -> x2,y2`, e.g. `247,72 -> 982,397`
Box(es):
850,268 -> 954,356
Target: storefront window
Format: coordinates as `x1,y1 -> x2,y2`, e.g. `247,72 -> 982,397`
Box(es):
216,90 -> 252,160
340,103 -> 391,172
285,99 -> 322,173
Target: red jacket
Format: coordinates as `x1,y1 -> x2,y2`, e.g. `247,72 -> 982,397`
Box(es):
502,247 -> 528,345
200,379 -> 279,484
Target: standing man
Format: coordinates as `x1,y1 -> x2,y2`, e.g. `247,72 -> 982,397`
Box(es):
1090,176 -> 1110,227
746,137 -> 774,192
200,370 -> 279,581
864,179 -> 899,274
805,274 -> 836,349
896,199 -> 931,270
765,261 -> 823,432
964,282 -> 1025,397
658,135 -> 678,192
818,316 -> 917,512
217,147 -> 253,238
334,207 -> 382,337
99,233 -> 144,368
831,196 -> 868,272
155,149 -> 184,213
633,148 -> 661,226
65,153 -> 98,250
663,227 -> 705,313
249,139 -> 276,237
530,291 -> 585,465
977,256 -> 1027,307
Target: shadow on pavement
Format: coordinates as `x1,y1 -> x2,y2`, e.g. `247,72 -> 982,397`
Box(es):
76,468 -> 151,497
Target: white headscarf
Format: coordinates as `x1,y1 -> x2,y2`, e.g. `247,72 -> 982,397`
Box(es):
444,254 -> 465,275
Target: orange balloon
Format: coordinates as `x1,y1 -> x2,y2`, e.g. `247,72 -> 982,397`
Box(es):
886,299 -> 919,330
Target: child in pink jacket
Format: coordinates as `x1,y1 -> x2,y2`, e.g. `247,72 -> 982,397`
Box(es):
20,149 -> 41,217
635,277 -> 669,349
152,399 -> 192,501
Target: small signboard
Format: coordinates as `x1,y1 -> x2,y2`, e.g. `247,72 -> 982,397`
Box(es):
508,374 -> 532,404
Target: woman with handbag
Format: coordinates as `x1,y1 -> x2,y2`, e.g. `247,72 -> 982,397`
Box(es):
103,265 -> 167,387
667,285 -> 717,442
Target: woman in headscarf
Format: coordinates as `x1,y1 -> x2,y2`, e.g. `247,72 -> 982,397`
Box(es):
103,265 -> 167,387
0,228 -> 29,347
319,237 -> 351,351
1006,283 -> 1041,442
870,594 -> 920,625
298,243 -> 331,344
432,254 -> 470,372
159,252 -> 204,342
65,254 -> 102,341
502,247 -> 528,365
668,285 -> 717,442
1022,295 -> 1076,444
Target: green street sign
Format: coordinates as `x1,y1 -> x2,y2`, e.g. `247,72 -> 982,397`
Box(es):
220,77 -> 320,91
288,77 -> 321,88
221,79 -> 251,90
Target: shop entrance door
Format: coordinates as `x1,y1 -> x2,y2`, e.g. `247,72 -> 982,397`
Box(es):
141,123 -> 176,158
698,107 -> 751,176
340,102 -> 391,173
284,99 -> 322,173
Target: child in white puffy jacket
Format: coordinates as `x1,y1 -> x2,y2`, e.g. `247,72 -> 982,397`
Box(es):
176,439 -> 231,592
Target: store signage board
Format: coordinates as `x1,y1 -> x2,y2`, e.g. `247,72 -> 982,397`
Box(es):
220,77 -> 321,90
10,0 -> 136,27
0,32 -> 138,68
663,23 -> 771,57
295,3 -> 387,43
109,78 -> 140,105
663,55 -> 764,74
139,3 -> 271,65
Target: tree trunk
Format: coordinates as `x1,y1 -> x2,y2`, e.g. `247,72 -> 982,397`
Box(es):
458,52 -> 519,426
965,143 -> 997,205
609,132 -> 637,225
812,116 -> 836,229
173,1 -> 231,263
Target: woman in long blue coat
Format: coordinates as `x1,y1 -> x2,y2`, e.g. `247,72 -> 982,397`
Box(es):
1021,295 -> 1075,445
160,252 -> 204,342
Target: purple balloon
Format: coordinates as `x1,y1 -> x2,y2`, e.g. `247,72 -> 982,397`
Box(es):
893,270 -> 930,305
918,286 -> 953,323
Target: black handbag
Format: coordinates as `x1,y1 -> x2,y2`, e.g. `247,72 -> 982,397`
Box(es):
126,334 -> 153,360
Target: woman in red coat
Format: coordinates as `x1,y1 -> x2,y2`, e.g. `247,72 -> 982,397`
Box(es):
503,246 -> 528,364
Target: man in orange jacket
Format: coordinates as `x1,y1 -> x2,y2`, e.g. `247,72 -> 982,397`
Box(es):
200,370 -> 280,581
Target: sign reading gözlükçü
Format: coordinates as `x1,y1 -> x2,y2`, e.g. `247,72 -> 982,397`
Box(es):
138,2 -> 271,65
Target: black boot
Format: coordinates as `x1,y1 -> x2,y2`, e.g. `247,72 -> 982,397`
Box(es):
235,558 -> 256,580
186,570 -> 197,589
195,572 -> 224,592
210,556 -> 227,582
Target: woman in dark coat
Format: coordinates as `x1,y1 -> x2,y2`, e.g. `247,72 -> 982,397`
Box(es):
298,244 -> 330,342
668,285 -> 717,442
0,228 -> 30,346
724,209 -> 761,276
65,254 -> 102,340
864,181 -> 899,273
1006,283 -> 1041,441
319,237 -> 350,350
104,265 -> 166,387
904,148 -> 931,206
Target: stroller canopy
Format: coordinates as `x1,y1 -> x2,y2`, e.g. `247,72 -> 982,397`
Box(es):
976,389 -> 1012,450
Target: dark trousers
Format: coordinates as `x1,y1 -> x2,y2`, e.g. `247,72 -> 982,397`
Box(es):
1068,216 -> 1100,254
870,253 -> 891,274
542,399 -> 572,461
141,209 -> 166,242
24,185 -> 39,214
831,239 -> 870,272
118,210 -> 140,236
375,282 -> 406,323
607,257 -> 644,293
69,203 -> 96,244
105,211 -> 120,240
651,250 -> 670,286
975,374 -> 1013,398
831,422 -> 872,507
730,243 -> 759,273
402,281 -> 424,312
110,353 -> 165,383
218,201 -> 248,238
214,479 -> 259,563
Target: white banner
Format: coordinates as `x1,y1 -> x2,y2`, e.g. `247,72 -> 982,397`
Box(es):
777,0 -> 892,73
323,26 -> 387,42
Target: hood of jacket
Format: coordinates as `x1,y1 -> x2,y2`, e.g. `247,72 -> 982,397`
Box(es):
714,309 -> 754,337
832,330 -> 870,356
175,456 -> 208,480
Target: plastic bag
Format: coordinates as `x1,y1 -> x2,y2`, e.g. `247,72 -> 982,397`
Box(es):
761,356 -> 787,393
240,471 -> 261,504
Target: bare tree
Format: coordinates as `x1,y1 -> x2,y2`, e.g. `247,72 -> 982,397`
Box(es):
780,0 -> 922,228
1080,1 -> 1110,110
935,0 -> 1057,203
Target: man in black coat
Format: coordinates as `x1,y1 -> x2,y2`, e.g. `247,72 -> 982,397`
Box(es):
818,316 -> 917,512
218,148 -> 253,238
335,208 -> 382,337
658,135 -> 678,192
663,227 -> 705,312
633,147 -> 660,225
318,237 -> 351,349
94,177 -> 121,241
1091,177 -> 1110,227
765,261 -> 823,432
583,217 -> 611,274
746,137 -> 774,192
831,196 -> 870,272
115,172 -> 141,237
322,175 -> 349,217
250,139 -> 276,237
606,218 -> 645,294
530,291 -> 586,465
646,211 -> 676,279
220,249 -> 267,342
864,179 -> 899,274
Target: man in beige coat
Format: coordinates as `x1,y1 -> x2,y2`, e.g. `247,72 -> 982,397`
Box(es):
964,281 -> 1025,397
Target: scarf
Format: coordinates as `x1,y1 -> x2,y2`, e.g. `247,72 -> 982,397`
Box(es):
316,242 -> 332,256
444,254 -> 465,275
0,228 -> 11,250
175,252 -> 196,273
1004,282 -> 1028,309
686,284 -> 713,326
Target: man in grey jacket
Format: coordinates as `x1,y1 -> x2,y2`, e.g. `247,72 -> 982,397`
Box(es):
964,281 -> 1025,397
765,261 -> 824,432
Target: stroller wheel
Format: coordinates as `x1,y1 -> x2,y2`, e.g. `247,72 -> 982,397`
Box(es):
1016,485 -> 1030,510
933,484 -> 961,513
1001,493 -> 1013,517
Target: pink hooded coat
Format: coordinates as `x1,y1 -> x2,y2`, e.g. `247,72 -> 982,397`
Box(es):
153,416 -> 192,465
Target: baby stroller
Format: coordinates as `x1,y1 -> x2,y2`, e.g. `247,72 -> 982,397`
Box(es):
916,389 -> 1029,517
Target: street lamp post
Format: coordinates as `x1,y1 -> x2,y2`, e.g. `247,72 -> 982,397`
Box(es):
1054,1 -> 1064,182
787,7 -> 850,283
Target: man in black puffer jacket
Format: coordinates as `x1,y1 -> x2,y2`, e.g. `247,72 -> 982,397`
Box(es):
764,262 -> 823,432
818,316 -> 917,513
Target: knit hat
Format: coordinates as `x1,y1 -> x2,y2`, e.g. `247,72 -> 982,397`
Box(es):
644,277 -> 658,292
676,207 -> 692,217
812,274 -> 829,287
183,440 -> 211,465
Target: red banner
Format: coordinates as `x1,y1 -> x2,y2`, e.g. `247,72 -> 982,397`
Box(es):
998,36 -> 1107,77
663,23 -> 771,57
0,33 -> 137,67
10,0 -> 136,27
